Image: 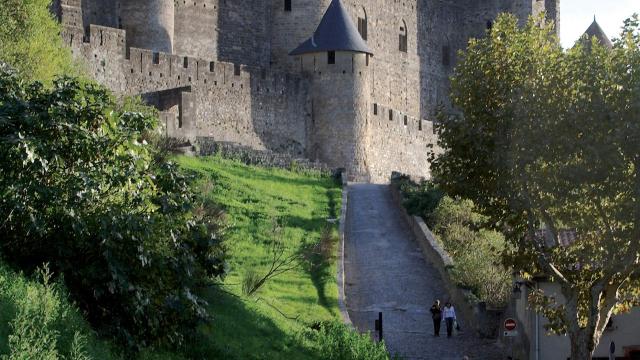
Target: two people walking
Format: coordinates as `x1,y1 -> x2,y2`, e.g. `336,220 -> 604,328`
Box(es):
430,300 -> 459,337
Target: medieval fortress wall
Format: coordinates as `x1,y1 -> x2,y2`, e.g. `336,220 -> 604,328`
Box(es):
55,0 -> 559,183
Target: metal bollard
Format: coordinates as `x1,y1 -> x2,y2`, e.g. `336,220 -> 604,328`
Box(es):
374,312 -> 383,341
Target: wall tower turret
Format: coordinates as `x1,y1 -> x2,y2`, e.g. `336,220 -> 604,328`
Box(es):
270,0 -> 332,72
120,0 -> 174,53
291,0 -> 373,181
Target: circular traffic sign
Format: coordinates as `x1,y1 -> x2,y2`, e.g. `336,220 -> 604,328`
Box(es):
504,318 -> 517,331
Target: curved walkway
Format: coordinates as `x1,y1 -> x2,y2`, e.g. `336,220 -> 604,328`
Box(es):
344,184 -> 502,360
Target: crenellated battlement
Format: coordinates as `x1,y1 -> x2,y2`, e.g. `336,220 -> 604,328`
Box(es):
65,24 -> 304,98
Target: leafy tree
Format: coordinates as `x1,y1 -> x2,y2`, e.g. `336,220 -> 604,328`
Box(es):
0,64 -> 227,349
431,13 -> 640,358
0,0 -> 74,83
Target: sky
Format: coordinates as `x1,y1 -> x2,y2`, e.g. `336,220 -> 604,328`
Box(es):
560,0 -> 638,48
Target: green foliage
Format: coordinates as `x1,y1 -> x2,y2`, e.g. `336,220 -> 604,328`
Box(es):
302,322 -> 394,360
432,12 -> 640,357
395,177 -> 444,227
0,263 -> 116,359
433,197 -> 511,307
432,196 -> 487,234
0,0 -> 74,83
0,67 -> 226,349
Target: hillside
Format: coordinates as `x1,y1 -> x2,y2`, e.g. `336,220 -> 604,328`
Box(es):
0,155 -> 373,359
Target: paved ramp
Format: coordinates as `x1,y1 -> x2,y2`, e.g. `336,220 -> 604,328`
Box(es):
344,184 -> 502,360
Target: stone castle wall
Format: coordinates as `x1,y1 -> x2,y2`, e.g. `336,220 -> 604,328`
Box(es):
64,23 -> 311,156
56,0 -> 557,183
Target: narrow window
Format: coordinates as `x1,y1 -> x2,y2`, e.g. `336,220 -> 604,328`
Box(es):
442,46 -> 450,66
328,51 -> 335,64
399,20 -> 408,53
209,61 -> 215,72
153,52 -> 160,64
373,103 -> 378,115
404,115 -> 408,126
419,120 -> 423,131
234,63 -> 241,76
183,57 -> 189,68
389,109 -> 393,121
358,18 -> 368,40
486,20 -> 493,30
284,0 -> 291,11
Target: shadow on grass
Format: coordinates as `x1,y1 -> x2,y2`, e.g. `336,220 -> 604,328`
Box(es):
186,287 -> 316,360
219,164 -> 329,189
298,226 -> 337,313
296,187 -> 341,312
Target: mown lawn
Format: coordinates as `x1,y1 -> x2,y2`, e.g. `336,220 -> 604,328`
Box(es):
175,156 -> 343,359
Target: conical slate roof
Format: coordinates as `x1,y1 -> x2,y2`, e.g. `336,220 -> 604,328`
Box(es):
290,0 -> 373,56
583,17 -> 613,49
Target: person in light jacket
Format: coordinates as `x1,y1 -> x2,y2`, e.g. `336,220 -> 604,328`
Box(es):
443,302 -> 457,337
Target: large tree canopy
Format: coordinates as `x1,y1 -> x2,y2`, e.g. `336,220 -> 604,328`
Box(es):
431,13 -> 640,359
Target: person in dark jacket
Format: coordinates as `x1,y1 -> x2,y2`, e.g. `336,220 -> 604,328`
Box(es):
429,300 -> 442,336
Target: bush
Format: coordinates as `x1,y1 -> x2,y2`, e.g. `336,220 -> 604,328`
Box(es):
395,178 -> 444,227
0,264 -> 115,359
303,322 -> 395,360
0,66 -> 227,349
432,197 -> 511,307
0,0 -> 75,83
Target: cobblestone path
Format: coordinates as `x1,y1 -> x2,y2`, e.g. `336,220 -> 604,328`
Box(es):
344,184 -> 504,360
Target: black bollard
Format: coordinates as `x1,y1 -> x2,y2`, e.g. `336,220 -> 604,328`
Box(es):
374,312 -> 383,341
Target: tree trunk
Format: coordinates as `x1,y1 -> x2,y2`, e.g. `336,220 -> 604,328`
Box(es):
569,329 -> 596,360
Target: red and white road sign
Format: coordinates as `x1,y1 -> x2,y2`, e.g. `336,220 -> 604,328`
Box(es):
504,318 -> 517,331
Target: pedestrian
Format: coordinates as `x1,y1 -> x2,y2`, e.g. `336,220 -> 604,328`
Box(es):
443,301 -> 457,337
429,300 -> 442,336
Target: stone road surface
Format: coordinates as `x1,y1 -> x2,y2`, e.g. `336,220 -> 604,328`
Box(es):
344,184 -> 504,360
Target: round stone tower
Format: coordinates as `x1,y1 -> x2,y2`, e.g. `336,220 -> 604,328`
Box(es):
119,0 -> 174,53
270,0 -> 332,72
290,0 -> 373,181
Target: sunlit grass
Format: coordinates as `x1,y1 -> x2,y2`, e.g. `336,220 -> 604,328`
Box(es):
175,155 -> 343,359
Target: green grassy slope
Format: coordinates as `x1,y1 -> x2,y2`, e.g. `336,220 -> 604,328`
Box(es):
0,156 -> 345,360
175,156 -> 343,359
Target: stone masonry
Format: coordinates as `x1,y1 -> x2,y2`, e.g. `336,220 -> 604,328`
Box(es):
53,0 -> 560,183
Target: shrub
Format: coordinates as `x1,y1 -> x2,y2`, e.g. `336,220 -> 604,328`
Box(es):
303,322 -> 395,360
0,264 -> 115,360
396,178 -> 443,227
0,66 -> 227,348
428,196 -> 511,307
